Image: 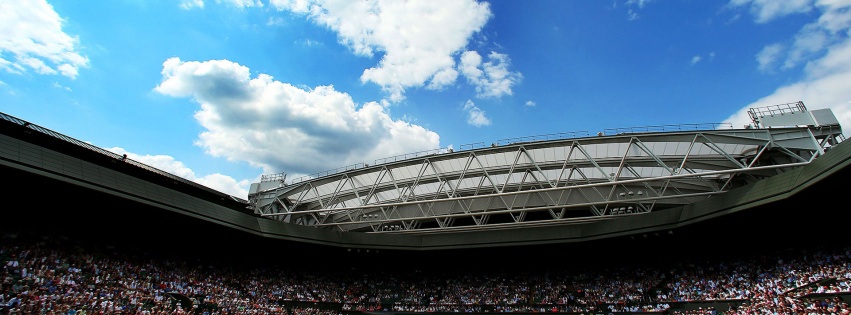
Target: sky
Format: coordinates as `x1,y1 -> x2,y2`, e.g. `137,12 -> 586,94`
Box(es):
2,0 -> 851,200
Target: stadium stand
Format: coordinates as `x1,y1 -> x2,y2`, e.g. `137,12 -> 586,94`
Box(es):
2,140 -> 851,314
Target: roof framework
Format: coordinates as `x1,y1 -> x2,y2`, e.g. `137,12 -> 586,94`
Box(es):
248,102 -> 844,235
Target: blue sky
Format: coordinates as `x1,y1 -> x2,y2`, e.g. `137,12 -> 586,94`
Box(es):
2,0 -> 850,199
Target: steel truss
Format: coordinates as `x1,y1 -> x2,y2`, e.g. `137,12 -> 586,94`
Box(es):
249,107 -> 843,235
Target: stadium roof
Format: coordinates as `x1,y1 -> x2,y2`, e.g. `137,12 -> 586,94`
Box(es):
1,101 -> 848,251
248,102 -> 845,234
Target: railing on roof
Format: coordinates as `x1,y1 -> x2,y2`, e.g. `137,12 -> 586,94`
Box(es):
495,131 -> 590,146
374,148 -> 452,165
459,142 -> 488,151
288,162 -> 370,185
602,122 -> 734,136
459,123 -> 733,150
748,101 -> 807,121
0,112 -> 249,204
260,172 -> 287,183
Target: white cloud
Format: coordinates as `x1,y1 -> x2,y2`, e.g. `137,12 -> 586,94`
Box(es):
723,0 -> 851,137
297,39 -> 321,47
0,58 -> 16,74
51,82 -> 71,91
740,1 -> 850,73
690,55 -> 702,65
727,0 -> 814,23
525,100 -> 536,107
625,0 -> 653,20
267,17 -> 286,26
154,57 -> 441,181
222,0 -> 263,8
626,0 -> 653,9
690,52 -> 716,66
19,57 -> 57,75
180,0 -> 204,9
269,0 -> 496,102
181,0 -> 261,9
0,80 -> 10,94
427,68 -> 460,90
459,51 -> 484,79
57,63 -> 79,78
463,99 -> 491,127
459,51 -> 522,99
627,9 -> 640,21
784,23 -> 829,69
756,43 -> 784,72
107,147 -> 251,198
0,0 -> 89,79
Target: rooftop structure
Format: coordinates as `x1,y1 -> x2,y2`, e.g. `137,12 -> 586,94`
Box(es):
249,101 -> 844,237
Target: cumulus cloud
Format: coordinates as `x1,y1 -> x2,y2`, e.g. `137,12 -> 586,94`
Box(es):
0,0 -> 89,79
459,51 -> 522,99
269,0 -> 497,102
463,99 -> 491,127
107,147 -> 251,198
525,100 -> 536,107
723,0 -> 851,137
154,57 -> 441,181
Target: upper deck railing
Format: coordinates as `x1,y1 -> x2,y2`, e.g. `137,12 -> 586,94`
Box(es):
748,101 -> 807,122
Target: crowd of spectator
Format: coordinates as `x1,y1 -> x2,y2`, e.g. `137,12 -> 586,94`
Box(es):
2,228 -> 850,315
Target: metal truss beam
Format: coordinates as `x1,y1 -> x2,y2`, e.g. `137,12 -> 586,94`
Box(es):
250,122 -> 843,235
